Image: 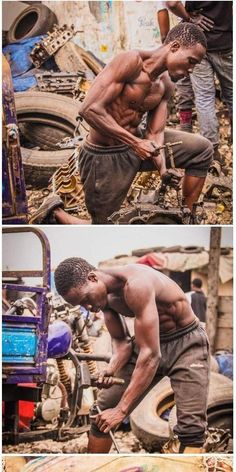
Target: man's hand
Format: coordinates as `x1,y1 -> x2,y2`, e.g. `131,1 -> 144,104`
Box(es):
161,169 -> 182,189
190,13 -> 214,32
133,139 -> 160,160
96,369 -> 116,389
94,406 -> 126,433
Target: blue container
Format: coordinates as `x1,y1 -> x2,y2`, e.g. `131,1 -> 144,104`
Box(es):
2,324 -> 37,363
215,353 -> 233,380
47,321 -> 72,358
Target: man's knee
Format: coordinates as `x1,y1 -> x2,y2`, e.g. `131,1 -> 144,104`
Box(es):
197,135 -> 214,170
90,420 -> 110,438
185,135 -> 213,177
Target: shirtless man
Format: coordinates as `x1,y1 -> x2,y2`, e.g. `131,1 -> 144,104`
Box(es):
54,257 -> 210,453
31,22 -> 213,225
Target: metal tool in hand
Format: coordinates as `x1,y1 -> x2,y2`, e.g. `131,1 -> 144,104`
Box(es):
151,141 -> 182,168
91,374 -> 125,386
89,402 -> 121,453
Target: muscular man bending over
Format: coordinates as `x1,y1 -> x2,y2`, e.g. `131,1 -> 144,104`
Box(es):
55,258 -> 210,453
31,22 -> 213,225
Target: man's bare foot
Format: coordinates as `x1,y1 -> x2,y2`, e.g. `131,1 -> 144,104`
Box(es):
29,194 -> 64,224
54,207 -> 90,225
29,194 -> 91,225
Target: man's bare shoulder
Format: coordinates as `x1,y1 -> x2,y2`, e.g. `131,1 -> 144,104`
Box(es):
124,278 -> 156,313
121,265 -> 157,307
107,50 -> 143,79
159,71 -> 175,99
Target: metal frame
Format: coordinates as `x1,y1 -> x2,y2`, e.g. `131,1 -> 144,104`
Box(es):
2,55 -> 28,224
2,227 -> 51,384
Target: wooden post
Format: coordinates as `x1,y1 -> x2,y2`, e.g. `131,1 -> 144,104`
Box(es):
206,227 -> 221,353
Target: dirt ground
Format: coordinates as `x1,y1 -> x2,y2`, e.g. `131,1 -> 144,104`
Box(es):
2,430 -> 145,454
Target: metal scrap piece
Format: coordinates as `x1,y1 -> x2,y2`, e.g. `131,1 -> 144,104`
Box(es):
30,24 -> 82,68
35,71 -> 86,94
49,151 -> 85,211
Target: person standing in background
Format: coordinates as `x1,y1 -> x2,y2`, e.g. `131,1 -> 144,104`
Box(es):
166,1 -> 233,173
157,1 -> 196,132
191,278 -> 207,323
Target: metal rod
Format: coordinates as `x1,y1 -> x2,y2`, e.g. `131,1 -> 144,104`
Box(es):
96,404 -> 121,453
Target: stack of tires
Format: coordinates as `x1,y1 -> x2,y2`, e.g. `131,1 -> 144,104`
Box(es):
15,91 -> 83,187
6,4 -> 103,188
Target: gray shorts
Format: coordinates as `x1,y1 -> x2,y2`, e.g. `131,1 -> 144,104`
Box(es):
78,128 -> 213,224
91,319 -> 210,447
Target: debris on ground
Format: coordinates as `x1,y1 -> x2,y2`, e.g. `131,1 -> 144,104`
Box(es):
25,100 -> 232,225
2,433 -> 88,454
2,430 -> 145,454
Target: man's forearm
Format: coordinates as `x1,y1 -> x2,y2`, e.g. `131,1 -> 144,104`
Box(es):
145,130 -> 167,175
117,351 -> 160,416
166,2 -> 191,21
106,339 -> 133,374
152,150 -> 167,176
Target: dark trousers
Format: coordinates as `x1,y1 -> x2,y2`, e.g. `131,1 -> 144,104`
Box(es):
79,129 -> 213,224
90,320 -> 210,447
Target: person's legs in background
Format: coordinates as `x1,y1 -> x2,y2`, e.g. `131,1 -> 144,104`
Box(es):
176,76 -> 195,133
207,49 -> 233,145
190,56 -> 219,154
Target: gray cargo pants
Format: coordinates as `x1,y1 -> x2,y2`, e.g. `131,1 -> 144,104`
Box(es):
90,319 -> 210,447
190,50 -> 233,148
79,128 -> 213,224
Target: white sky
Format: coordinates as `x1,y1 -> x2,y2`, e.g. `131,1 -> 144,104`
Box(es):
2,226 -> 233,271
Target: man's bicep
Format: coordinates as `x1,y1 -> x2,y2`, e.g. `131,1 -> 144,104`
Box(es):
134,302 -> 160,355
81,70 -> 124,109
103,309 -> 128,340
147,98 -> 168,136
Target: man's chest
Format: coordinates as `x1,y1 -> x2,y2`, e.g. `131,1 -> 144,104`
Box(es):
122,73 -> 165,112
107,293 -> 134,317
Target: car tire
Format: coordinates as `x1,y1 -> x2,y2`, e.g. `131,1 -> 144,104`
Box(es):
130,373 -> 232,452
7,5 -> 58,43
15,91 -> 86,187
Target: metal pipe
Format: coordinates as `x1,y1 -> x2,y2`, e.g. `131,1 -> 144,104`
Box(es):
96,404 -> 121,454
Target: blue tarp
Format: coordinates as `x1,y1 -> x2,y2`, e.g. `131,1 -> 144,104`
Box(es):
3,36 -> 58,91
3,35 -> 46,77
12,75 -> 37,92
215,353 -> 233,380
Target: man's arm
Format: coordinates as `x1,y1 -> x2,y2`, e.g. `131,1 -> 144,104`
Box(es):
97,308 -> 133,386
166,1 -> 192,22
116,281 -> 161,416
145,74 -> 173,176
95,280 -> 161,433
79,51 -> 157,160
157,7 -> 170,43
166,2 -> 214,31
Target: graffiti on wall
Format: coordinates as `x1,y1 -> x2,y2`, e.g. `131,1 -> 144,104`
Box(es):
43,1 -> 162,61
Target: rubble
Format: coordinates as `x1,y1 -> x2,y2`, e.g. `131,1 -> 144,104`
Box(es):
2,433 -> 88,454
2,431 -> 145,454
